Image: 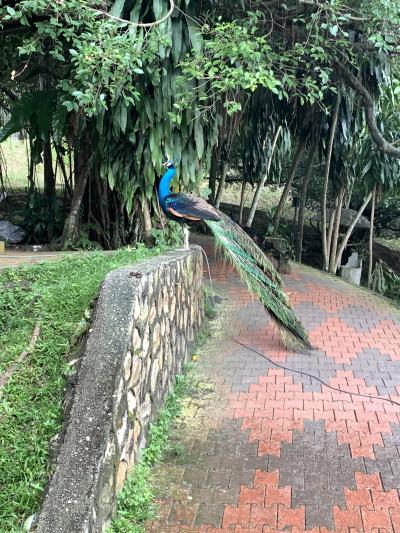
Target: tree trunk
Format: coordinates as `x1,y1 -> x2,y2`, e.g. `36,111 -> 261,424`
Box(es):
328,186 -> 345,274
142,197 -> 153,243
368,186 -> 376,289
333,191 -> 373,272
272,139 -> 305,233
43,138 -> 55,199
322,91 -> 341,271
326,197 -> 337,261
27,136 -> 35,193
55,145 -> 72,201
214,161 -> 228,209
345,180 -> 354,209
209,147 -> 218,203
295,143 -> 315,262
43,136 -> 56,240
111,193 -> 121,249
246,125 -> 282,228
238,179 -> 246,225
61,132 -> 91,246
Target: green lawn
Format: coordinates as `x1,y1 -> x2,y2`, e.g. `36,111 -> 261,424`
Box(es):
1,138 -> 66,189
0,245 -> 163,532
221,181 -> 282,211
376,237 -> 400,253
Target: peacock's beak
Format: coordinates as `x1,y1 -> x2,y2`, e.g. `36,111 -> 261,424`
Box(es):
162,153 -> 171,167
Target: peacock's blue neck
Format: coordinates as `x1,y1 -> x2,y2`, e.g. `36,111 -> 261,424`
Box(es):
159,166 -> 176,210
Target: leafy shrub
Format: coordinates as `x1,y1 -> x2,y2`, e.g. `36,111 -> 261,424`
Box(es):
372,259 -> 400,300
151,220 -> 183,248
18,190 -> 65,243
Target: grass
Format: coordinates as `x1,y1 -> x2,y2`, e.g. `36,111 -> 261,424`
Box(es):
375,237 -> 400,253
0,245 -> 163,532
1,138 -> 42,189
1,138 -> 65,189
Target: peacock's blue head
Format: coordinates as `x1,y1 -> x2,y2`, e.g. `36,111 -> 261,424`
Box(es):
162,158 -> 175,169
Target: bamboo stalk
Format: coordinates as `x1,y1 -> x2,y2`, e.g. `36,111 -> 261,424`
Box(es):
246,125 -> 282,228
328,186 -> 345,274
272,139 -> 305,233
239,179 -> 247,225
368,186 -> 376,288
334,191 -> 373,272
295,143 -> 316,262
322,91 -> 341,271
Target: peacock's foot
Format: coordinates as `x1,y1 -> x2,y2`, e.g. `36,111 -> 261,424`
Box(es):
183,226 -> 190,250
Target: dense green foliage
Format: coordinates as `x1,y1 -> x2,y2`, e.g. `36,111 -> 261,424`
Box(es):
1,0 -> 399,247
0,0 -> 399,268
0,0 -> 218,226
0,246 -> 162,532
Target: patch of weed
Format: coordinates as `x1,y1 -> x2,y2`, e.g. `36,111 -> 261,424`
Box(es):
204,293 -> 217,320
108,374 -> 192,533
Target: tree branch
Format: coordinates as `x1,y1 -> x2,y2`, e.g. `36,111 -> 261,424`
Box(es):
351,42 -> 400,55
336,62 -> 400,160
0,1 -> 175,35
0,318 -> 41,390
334,191 -> 373,272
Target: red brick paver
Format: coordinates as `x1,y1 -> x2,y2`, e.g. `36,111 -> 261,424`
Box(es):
145,235 -> 400,532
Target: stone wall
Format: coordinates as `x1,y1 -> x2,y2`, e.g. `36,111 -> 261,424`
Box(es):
36,247 -> 203,533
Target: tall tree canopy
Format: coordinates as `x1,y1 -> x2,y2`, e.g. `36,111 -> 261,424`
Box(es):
0,0 -> 399,247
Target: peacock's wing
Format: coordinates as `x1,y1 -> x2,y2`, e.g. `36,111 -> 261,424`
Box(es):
166,193 -> 221,221
206,218 -> 311,352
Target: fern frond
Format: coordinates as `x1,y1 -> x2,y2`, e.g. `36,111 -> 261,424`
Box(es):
206,219 -> 311,352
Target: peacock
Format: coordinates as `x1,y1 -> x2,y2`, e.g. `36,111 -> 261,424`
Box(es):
159,159 -> 311,352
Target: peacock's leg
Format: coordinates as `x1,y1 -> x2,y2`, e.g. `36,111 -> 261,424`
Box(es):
183,225 -> 190,250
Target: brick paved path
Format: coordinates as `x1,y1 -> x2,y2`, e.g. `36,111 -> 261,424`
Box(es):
146,235 -> 400,532
0,249 -> 116,269
0,250 -> 73,269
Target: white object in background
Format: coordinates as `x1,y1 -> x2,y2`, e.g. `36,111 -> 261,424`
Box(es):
340,252 -> 362,285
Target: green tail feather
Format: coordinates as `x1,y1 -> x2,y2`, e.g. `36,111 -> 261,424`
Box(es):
216,211 -> 282,286
205,218 -> 312,352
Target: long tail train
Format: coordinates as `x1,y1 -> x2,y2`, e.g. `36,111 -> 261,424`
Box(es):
205,212 -> 312,352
